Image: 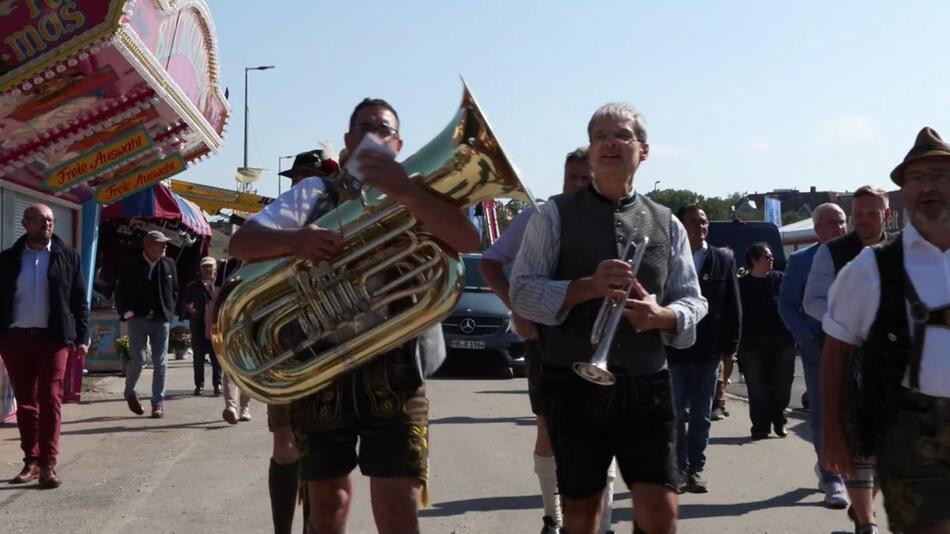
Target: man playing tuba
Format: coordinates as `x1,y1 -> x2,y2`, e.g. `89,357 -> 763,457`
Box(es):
228,97 -> 479,534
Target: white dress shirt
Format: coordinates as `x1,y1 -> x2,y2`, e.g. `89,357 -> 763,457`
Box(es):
823,223 -> 950,397
692,240 -> 708,274
249,176 -> 332,230
509,192 -> 707,349
12,241 -> 51,329
803,242 -> 836,321
143,252 -> 159,279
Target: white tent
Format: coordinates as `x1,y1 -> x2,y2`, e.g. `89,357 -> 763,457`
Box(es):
779,218 -> 816,254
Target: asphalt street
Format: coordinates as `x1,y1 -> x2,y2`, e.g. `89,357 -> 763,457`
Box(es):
0,356 -> 886,533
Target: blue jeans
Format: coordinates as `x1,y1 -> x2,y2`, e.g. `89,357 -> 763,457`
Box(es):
799,336 -> 843,486
125,317 -> 170,403
741,338 -> 795,433
671,361 -> 720,474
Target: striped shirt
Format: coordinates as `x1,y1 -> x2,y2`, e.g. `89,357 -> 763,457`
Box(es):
509,193 -> 707,349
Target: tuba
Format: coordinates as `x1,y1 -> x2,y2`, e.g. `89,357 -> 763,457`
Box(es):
212,84 -> 533,403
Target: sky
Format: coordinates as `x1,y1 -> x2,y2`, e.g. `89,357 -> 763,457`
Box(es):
178,1 -> 950,201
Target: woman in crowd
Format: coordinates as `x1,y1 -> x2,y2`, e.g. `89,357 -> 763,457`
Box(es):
738,243 -> 796,440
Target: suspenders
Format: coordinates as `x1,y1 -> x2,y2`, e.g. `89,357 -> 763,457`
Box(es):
873,232 -> 937,392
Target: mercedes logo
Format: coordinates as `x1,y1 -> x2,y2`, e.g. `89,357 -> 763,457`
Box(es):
459,318 -> 477,334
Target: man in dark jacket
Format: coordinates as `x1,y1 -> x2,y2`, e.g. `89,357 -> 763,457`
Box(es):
180,256 -> 222,397
668,205 -> 741,493
0,203 -> 88,488
115,230 -> 179,418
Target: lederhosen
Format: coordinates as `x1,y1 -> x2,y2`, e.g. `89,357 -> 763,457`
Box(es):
287,178 -> 429,492
856,234 -> 950,532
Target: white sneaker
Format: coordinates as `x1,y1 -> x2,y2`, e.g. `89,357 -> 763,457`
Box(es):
823,480 -> 850,510
238,407 -> 252,422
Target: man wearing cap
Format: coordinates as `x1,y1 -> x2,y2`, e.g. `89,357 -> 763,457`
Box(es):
116,230 -> 179,418
0,203 -> 88,488
181,257 -> 224,398
821,127 -> 950,534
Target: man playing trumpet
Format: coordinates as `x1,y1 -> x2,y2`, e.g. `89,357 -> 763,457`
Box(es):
510,103 -> 707,534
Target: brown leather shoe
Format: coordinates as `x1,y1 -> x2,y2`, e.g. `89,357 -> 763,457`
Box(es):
126,394 -> 144,415
9,462 -> 39,484
38,464 -> 61,489
151,402 -> 164,419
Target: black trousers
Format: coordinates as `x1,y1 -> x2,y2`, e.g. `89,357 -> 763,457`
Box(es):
192,335 -> 222,388
740,338 -> 795,433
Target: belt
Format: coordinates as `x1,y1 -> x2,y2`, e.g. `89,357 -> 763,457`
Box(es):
10,327 -> 48,336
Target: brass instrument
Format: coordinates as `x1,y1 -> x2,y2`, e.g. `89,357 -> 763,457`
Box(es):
212,84 -> 533,403
573,237 -> 650,386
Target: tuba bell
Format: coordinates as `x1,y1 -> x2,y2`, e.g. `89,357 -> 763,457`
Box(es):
212,84 -> 534,403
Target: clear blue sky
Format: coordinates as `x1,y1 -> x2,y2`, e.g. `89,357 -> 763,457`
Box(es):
179,1 -> 950,201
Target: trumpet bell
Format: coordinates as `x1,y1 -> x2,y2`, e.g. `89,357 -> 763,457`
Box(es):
572,361 -> 617,386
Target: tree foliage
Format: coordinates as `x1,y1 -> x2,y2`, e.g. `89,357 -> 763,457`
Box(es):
645,189 -> 748,221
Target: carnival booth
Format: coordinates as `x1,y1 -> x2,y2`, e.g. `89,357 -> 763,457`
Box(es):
0,0 -> 230,398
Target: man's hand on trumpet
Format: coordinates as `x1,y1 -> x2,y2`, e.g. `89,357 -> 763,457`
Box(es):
590,259 -> 636,296
620,279 -> 678,333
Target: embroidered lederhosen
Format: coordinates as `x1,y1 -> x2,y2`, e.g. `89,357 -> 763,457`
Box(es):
287,177 -> 429,493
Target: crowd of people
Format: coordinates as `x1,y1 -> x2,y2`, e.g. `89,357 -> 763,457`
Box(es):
0,96 -> 947,534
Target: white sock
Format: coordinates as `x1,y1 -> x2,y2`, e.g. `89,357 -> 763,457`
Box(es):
534,453 -> 562,525
600,459 -> 617,533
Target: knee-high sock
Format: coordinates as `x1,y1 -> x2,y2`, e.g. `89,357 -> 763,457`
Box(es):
534,453 -> 562,525
600,459 -> 617,534
269,458 -> 299,534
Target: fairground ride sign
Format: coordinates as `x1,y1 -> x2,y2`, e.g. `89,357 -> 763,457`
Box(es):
95,154 -> 186,205
42,126 -> 153,191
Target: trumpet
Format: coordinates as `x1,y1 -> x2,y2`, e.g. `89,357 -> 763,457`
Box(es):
573,237 -> 650,386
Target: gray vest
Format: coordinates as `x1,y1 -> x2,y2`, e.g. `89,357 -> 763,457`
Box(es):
539,186 -> 671,376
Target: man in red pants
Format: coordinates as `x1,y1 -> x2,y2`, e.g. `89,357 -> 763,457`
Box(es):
0,203 -> 89,488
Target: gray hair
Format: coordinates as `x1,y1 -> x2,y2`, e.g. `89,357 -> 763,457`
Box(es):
587,103 -> 648,143
811,202 -> 845,225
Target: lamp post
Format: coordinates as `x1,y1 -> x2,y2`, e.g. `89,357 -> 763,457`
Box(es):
277,154 -> 295,195
653,180 -> 661,193
241,65 -> 275,191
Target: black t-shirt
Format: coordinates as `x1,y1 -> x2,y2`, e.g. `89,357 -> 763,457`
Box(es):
739,270 -> 792,343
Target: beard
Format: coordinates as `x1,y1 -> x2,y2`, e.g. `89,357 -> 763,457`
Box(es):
911,194 -> 949,224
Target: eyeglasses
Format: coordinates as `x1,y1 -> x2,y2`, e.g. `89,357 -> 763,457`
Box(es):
354,122 -> 399,139
904,170 -> 950,187
590,129 -> 640,144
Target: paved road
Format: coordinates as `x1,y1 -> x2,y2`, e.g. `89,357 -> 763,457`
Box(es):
0,357 -> 885,533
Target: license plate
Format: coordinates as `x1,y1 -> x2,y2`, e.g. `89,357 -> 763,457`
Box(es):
450,340 -> 486,350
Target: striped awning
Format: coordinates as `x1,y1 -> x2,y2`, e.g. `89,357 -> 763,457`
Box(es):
101,182 -> 211,238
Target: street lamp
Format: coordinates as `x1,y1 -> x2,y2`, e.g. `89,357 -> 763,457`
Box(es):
653,180 -> 661,193
241,65 -> 275,191
277,154 -> 295,195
